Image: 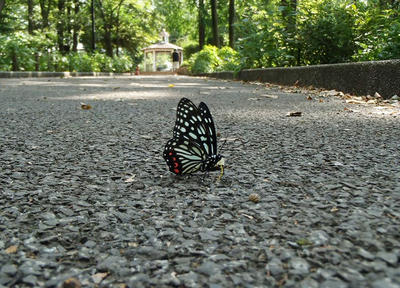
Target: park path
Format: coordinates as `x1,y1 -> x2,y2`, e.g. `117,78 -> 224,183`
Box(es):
0,75 -> 399,287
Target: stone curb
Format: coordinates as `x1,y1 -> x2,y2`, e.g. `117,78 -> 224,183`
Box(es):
200,59 -> 400,99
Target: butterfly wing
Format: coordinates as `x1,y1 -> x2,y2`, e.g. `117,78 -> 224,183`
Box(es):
198,102 -> 218,156
163,136 -> 206,175
172,98 -> 214,157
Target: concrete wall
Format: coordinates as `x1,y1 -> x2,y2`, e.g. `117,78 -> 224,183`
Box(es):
203,59 -> 400,99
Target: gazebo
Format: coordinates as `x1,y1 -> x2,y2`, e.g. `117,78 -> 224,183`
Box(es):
142,30 -> 183,72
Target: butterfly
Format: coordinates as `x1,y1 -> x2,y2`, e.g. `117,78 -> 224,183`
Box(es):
163,98 -> 225,179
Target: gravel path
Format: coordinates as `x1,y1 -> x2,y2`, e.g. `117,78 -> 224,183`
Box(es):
0,75 -> 399,288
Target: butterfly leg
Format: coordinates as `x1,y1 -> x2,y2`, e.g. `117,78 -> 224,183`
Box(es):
216,164 -> 224,182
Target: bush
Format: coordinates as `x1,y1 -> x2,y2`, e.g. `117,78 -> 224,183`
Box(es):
187,45 -> 240,74
0,32 -> 134,72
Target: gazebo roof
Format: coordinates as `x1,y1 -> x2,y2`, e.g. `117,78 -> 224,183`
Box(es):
143,42 -> 183,51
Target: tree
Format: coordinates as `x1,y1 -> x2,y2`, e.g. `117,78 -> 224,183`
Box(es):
210,0 -> 219,47
28,0 -> 34,34
56,0 -> 68,53
0,0 -> 5,16
198,0 -> 205,49
39,0 -> 52,29
96,0 -> 125,57
228,0 -> 234,48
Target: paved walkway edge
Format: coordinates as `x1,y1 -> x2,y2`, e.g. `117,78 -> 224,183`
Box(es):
0,71 -> 134,78
200,59 -> 400,99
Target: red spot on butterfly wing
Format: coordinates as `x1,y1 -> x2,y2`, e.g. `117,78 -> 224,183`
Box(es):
174,162 -> 179,168
174,168 -> 180,174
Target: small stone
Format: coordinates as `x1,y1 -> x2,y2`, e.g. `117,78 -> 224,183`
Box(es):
92,273 -> 108,285
289,257 -> 310,274
391,95 -> 399,100
0,264 -> 17,276
266,258 -> 284,276
358,247 -> 375,260
96,256 -> 128,273
309,230 -> 329,246
372,278 -> 399,288
178,271 -> 198,287
376,251 -> 398,265
22,275 -> 37,286
248,193 -> 260,203
197,261 -> 221,276
299,278 -> 319,288
320,278 -> 349,288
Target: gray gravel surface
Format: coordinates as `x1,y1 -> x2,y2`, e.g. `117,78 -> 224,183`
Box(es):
0,75 -> 399,287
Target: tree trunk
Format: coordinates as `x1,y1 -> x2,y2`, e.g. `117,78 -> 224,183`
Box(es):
91,0 -> 96,51
57,0 -> 66,53
198,0 -> 205,49
11,50 -> 19,71
228,0 -> 235,49
104,26 -> 113,57
40,0 -> 52,29
28,0 -> 34,34
0,0 -> 6,18
72,0 -> 80,52
210,0 -> 219,47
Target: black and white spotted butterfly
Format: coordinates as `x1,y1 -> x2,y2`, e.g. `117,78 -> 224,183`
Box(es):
163,98 -> 225,178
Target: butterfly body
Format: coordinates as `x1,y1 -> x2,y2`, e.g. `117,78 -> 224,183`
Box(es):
163,98 -> 224,177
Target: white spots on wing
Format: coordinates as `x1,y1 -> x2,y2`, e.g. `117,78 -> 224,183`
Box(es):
184,121 -> 189,127
198,126 -> 206,135
203,143 -> 209,154
189,132 -> 197,139
181,127 -> 186,133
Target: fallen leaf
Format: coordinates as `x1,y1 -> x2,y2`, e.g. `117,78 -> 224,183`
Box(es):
168,84 -> 175,87
5,245 -> 18,254
81,103 -> 92,110
286,111 -> 302,117
330,207 -> 339,213
260,94 -> 279,99
124,175 -> 136,183
249,193 -> 260,203
63,278 -> 81,288
319,99 -> 324,103
306,96 -> 313,100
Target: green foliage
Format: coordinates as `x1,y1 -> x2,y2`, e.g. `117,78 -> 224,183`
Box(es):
182,41 -> 200,61
1,0 -> 399,73
353,6 -> 400,61
0,32 -> 134,72
187,45 -> 239,74
297,0 -> 357,64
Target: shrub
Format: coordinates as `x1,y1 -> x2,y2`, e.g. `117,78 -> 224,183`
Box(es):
187,45 -> 240,74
